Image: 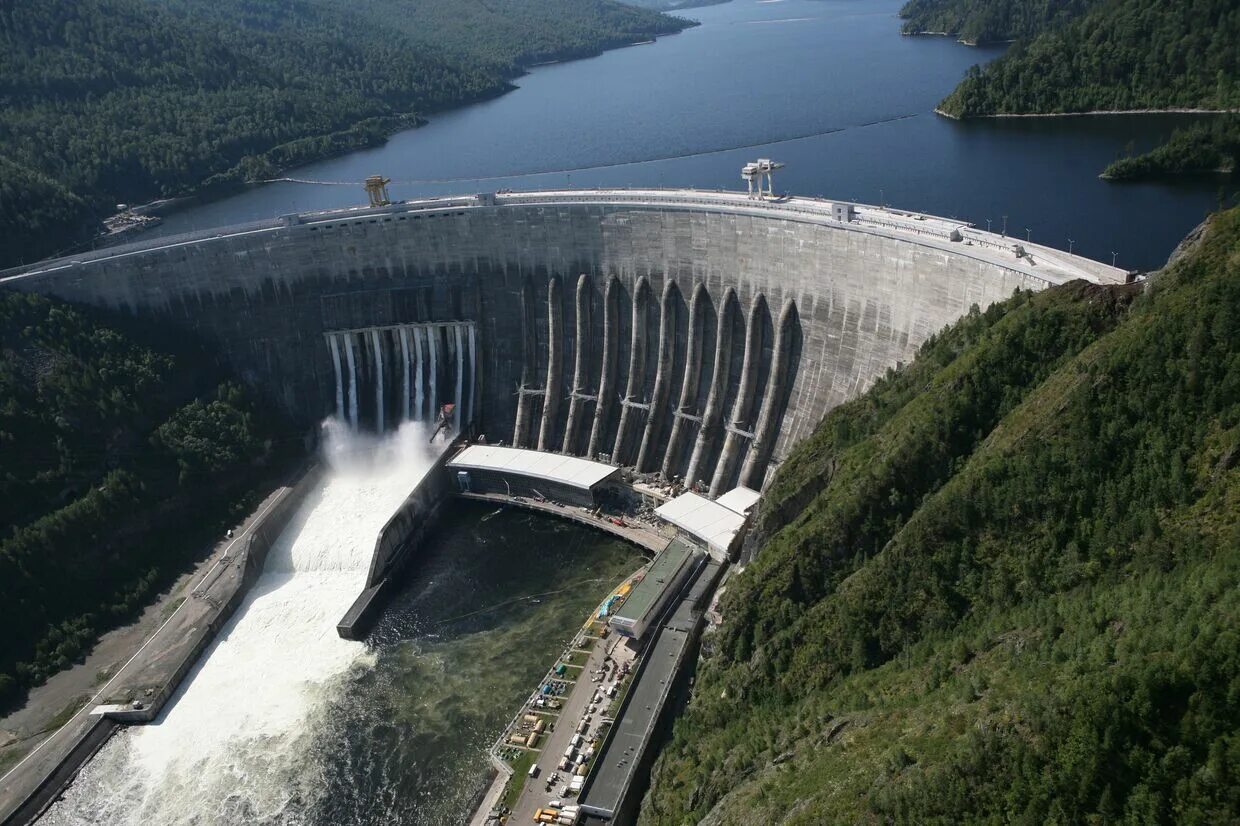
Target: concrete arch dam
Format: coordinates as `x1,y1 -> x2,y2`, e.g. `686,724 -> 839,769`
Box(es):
0,189 -> 1125,490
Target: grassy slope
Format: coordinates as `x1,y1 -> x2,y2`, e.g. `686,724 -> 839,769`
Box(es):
640,207 -> 1240,823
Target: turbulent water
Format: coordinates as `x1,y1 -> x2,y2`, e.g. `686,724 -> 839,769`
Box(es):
41,421 -> 439,825
39,426 -> 640,826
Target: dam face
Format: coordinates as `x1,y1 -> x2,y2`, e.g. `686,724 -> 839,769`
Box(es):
1,189 -> 1124,489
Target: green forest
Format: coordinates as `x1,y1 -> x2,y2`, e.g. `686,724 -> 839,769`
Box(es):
1103,117 -> 1240,181
0,293 -> 296,709
934,0 -> 1240,116
640,206 -> 1240,822
899,0 -> 1099,44
0,0 -> 688,268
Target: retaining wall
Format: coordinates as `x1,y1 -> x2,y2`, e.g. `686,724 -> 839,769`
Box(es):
337,444 -> 456,640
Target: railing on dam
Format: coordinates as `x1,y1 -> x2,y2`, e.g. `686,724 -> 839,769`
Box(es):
2,188 -> 1128,287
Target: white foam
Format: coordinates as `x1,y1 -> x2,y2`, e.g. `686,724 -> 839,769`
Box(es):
40,420 -> 437,825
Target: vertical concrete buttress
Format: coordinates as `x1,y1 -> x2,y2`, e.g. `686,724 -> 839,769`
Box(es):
537,275 -> 564,451
710,292 -> 767,496
470,284 -> 482,431
512,278 -> 536,448
662,282 -> 706,480
587,277 -> 621,459
740,297 -> 797,489
612,277 -> 651,465
636,279 -> 679,472
562,274 -> 592,455
686,288 -> 737,487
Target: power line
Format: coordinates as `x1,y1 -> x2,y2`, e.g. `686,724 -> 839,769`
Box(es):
252,113 -> 921,189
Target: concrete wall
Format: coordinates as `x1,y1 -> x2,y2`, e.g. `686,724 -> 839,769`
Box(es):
2,191 -> 1095,490
338,444 -> 456,639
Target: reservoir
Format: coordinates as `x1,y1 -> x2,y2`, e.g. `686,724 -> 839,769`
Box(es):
151,0 -> 1228,272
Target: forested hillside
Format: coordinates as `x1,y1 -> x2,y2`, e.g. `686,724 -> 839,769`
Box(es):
0,293 -> 295,709
1102,117 -> 1240,181
640,207 -> 1240,823
936,0 -> 1240,116
0,0 -> 688,268
899,0 -> 1098,44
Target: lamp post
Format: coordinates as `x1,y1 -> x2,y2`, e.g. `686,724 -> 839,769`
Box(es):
1068,238 -> 1075,254
986,218 -> 992,232
1001,215 -> 1008,237
1025,228 -> 1031,243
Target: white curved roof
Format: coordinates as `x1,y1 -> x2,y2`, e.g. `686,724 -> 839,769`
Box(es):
448,445 -> 619,491
655,492 -> 747,554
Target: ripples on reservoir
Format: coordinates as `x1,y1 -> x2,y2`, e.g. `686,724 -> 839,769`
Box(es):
152,0 -> 1231,272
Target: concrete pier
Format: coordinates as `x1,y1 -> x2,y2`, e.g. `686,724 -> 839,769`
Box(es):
588,276 -> 622,461
636,279 -> 679,473
662,282 -> 706,480
612,277 -> 651,467
563,274 -> 593,456
711,293 -> 766,497
336,438 -> 458,640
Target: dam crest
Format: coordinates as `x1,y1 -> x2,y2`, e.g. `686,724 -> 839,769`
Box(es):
2,188 -> 1126,490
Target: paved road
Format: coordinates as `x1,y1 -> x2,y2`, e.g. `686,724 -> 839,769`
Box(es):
509,634 -> 625,825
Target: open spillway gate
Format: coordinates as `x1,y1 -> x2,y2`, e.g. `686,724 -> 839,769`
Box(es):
325,321 -> 477,433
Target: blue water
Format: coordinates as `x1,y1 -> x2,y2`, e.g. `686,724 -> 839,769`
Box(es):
156,0 -> 1230,272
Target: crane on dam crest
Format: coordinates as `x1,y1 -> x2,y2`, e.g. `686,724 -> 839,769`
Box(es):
742,158 -> 784,199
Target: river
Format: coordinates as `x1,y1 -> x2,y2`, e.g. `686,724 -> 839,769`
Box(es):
150,0 -> 1229,272
40,425 -> 640,826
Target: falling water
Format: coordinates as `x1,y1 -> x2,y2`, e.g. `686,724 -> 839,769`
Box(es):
399,327 -> 411,422
40,422 -> 440,826
329,334 -> 345,421
413,327 -> 425,422
370,330 -> 385,434
344,334 -> 359,429
428,328 -> 439,420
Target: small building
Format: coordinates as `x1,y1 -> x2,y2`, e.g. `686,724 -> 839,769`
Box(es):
447,445 -> 621,507
608,538 -> 701,640
653,487 -> 758,558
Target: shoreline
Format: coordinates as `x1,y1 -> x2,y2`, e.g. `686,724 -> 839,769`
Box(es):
936,106 -> 1240,120
70,26 -> 695,254
900,30 -> 1014,46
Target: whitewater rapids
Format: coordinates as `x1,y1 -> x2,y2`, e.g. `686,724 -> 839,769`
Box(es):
40,421 -> 439,825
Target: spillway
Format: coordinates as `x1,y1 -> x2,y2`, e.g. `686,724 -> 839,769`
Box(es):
39,422 -> 437,826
